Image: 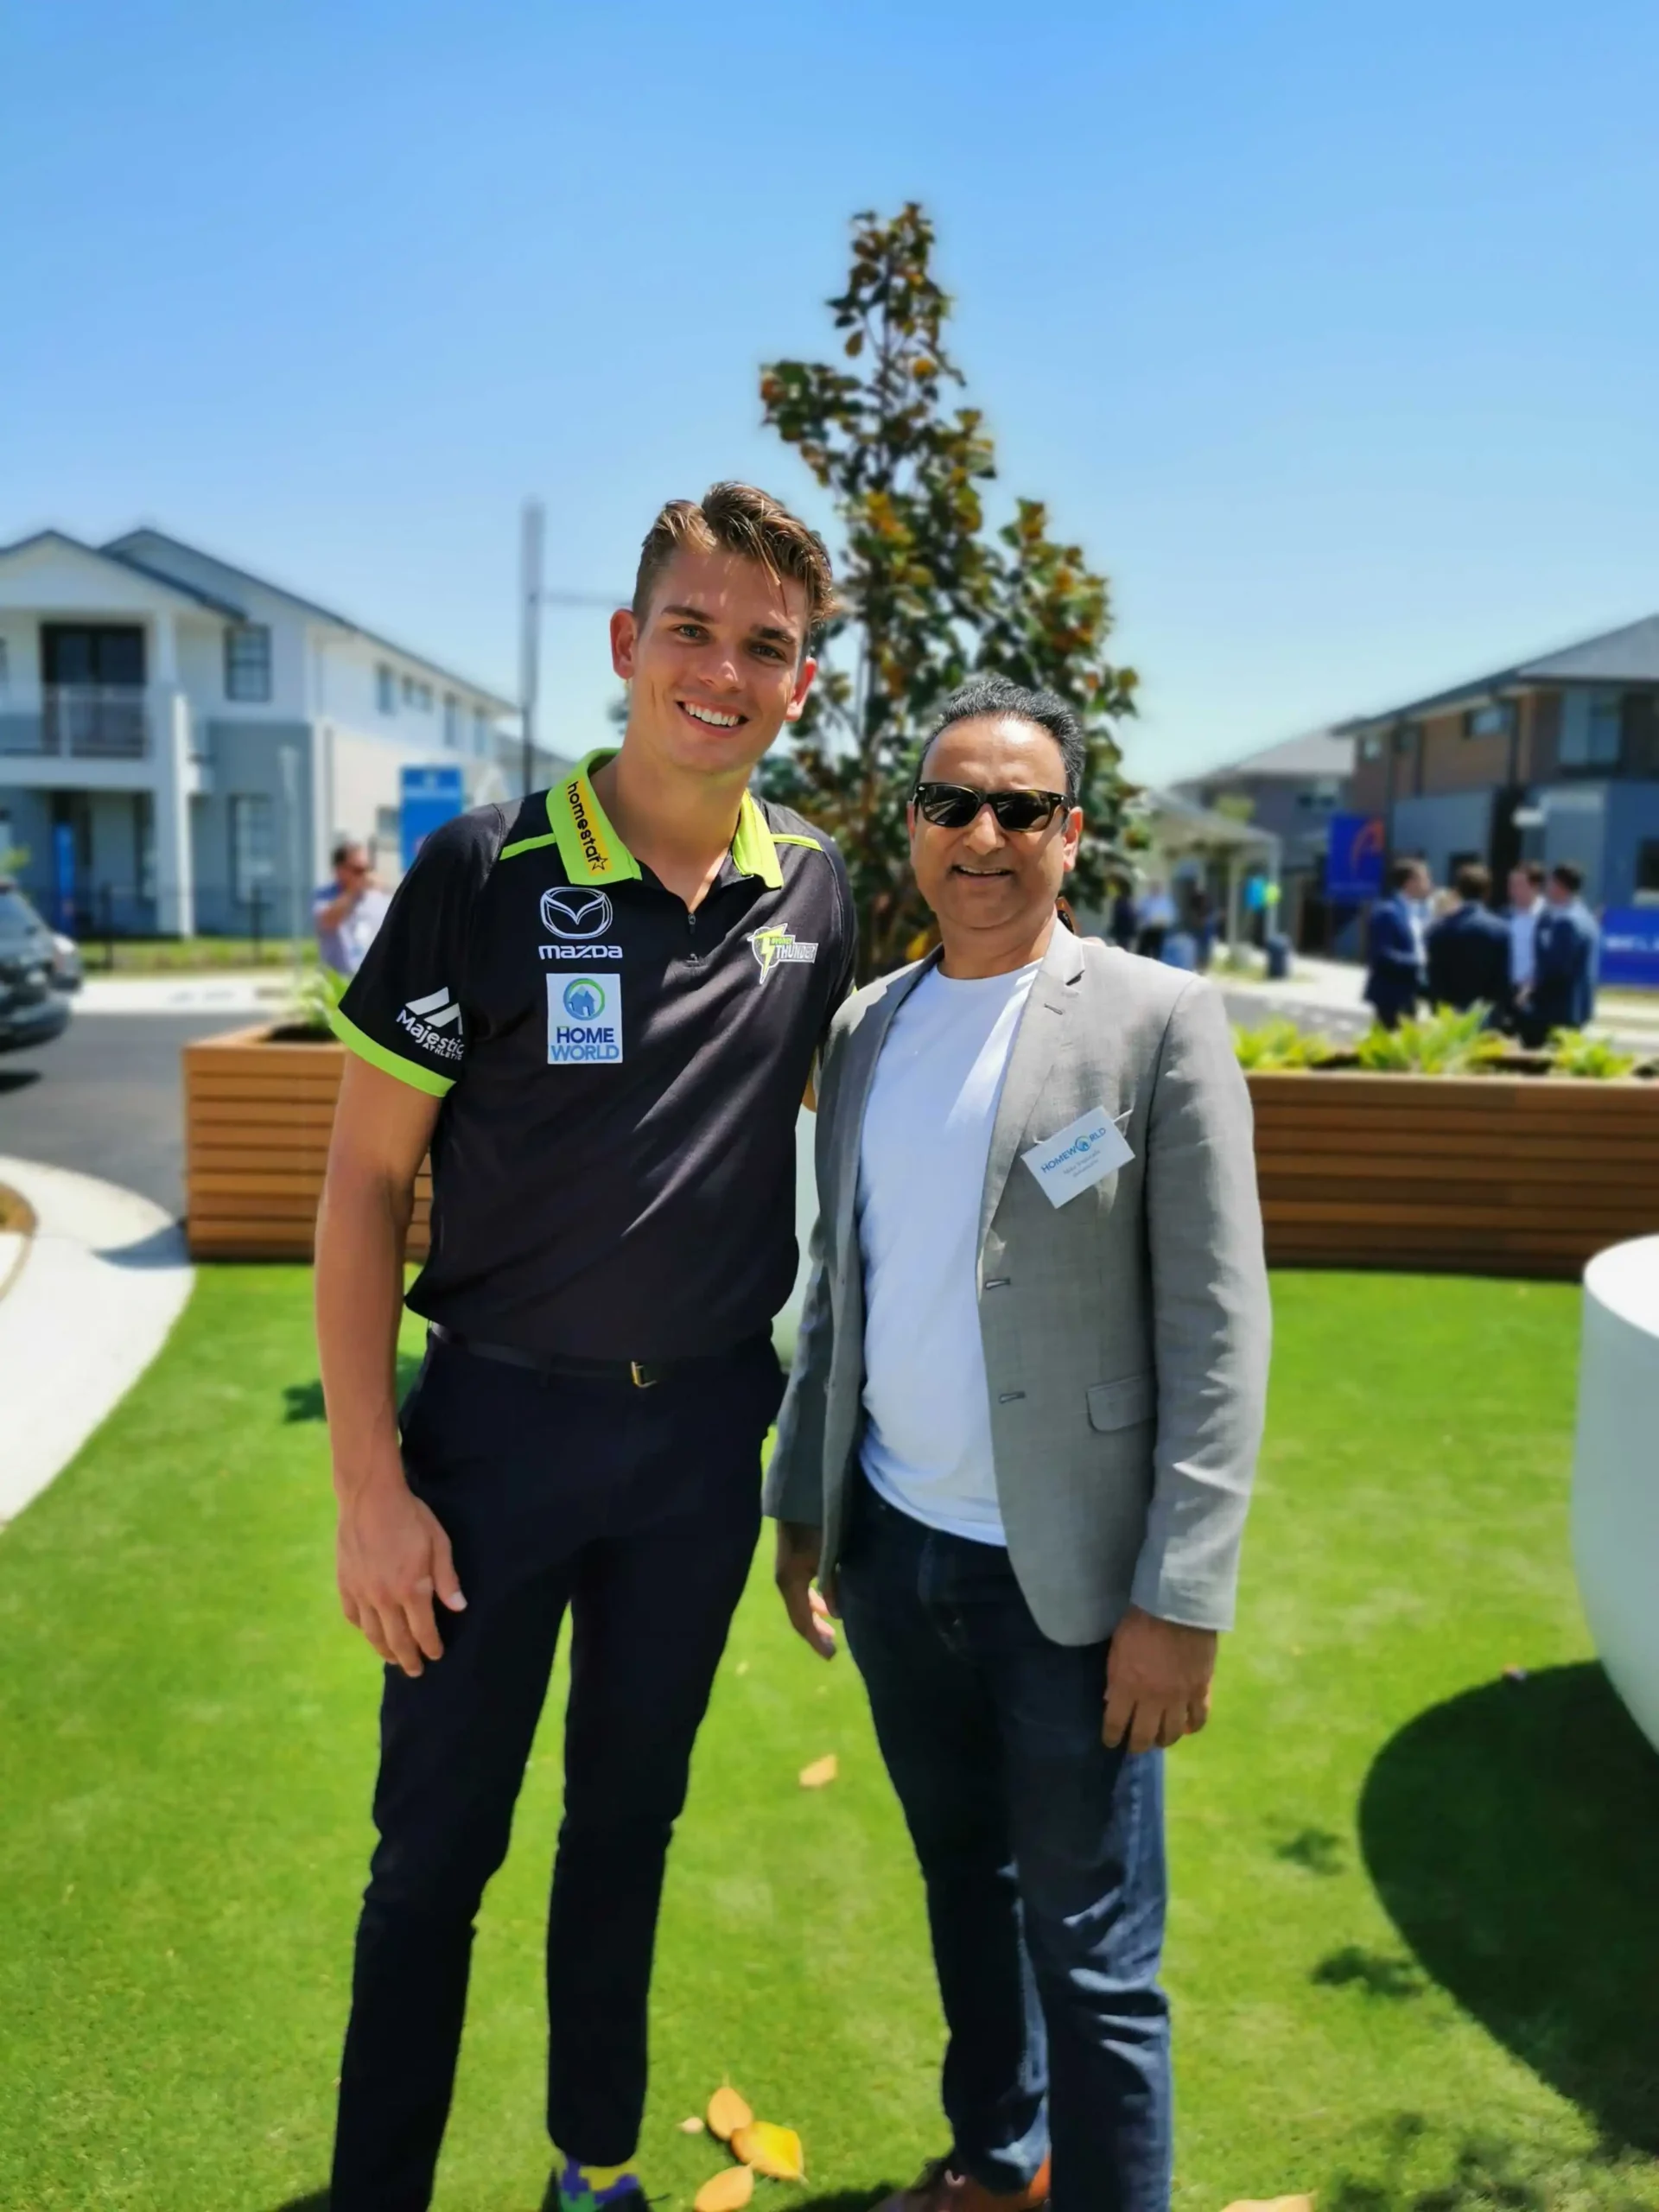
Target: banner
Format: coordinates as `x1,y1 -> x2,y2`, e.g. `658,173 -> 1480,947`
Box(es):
1325,812 -> 1385,901
399,765 -> 465,872
1598,906 -> 1659,989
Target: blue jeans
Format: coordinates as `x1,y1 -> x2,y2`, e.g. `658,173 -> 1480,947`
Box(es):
837,1478 -> 1172,2212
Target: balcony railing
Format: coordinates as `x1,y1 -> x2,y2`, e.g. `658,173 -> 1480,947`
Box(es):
2,685 -> 151,760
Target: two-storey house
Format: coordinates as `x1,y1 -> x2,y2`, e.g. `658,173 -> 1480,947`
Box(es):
1343,612 -> 1659,906
0,526 -> 516,937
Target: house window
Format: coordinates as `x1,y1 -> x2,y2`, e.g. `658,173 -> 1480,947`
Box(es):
229,794 -> 276,906
416,681 -> 432,711
474,709 -> 492,757
443,693 -> 460,747
1561,689 -> 1623,770
377,663 -> 396,715
1463,701 -> 1514,740
1636,839 -> 1659,898
224,624 -> 272,702
1393,722 -> 1421,754
374,805 -> 400,868
1359,735 -> 1382,762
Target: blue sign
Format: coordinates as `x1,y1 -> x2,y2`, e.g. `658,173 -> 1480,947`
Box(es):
399,764 -> 465,871
1598,906 -> 1659,989
53,821 -> 76,931
1325,812 -> 1385,901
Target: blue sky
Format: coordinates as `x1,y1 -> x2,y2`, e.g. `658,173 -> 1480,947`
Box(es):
4,0 -> 1656,784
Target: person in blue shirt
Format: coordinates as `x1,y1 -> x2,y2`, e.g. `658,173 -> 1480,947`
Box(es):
1363,858 -> 1429,1030
1531,861 -> 1599,1035
1425,862 -> 1512,1024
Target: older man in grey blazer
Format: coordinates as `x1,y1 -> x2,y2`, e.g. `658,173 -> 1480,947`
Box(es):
765,676 -> 1270,2212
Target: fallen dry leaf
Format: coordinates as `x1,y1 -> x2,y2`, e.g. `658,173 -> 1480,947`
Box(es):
694,2165 -> 754,2212
732,2120 -> 806,2182
677,2115 -> 706,2134
1221,2197 -> 1315,2211
706,2084 -> 753,2142
798,1754 -> 838,1789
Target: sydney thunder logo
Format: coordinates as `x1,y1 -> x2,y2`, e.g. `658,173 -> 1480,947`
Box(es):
747,925 -> 819,984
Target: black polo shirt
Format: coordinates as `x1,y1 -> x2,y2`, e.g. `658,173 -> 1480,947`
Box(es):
332,751 -> 855,1361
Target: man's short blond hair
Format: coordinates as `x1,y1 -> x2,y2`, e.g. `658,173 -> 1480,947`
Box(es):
632,481 -> 836,645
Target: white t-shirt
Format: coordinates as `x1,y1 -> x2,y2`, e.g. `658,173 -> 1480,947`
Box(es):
856,958 -> 1040,1544
1510,903 -> 1539,987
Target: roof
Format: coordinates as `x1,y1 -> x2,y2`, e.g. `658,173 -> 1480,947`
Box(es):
1136,786 -> 1282,860
1186,725 -> 1355,784
1340,610 -> 1659,733
100,526 -> 517,713
0,530 -> 246,618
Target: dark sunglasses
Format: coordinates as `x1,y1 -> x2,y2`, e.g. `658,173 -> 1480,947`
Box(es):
912,780 -> 1070,832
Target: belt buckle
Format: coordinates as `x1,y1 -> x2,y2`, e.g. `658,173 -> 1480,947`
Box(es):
629,1359 -> 659,1390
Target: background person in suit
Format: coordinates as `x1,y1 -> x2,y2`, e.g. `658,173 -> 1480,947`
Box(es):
1532,861 -> 1599,1034
1363,857 -> 1430,1029
766,675 -> 1271,2212
1425,862 -> 1511,1021
1506,861 -> 1547,1045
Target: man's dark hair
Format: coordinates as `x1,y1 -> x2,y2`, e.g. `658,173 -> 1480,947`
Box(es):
1517,859 -> 1545,887
916,675 -> 1086,804
1455,861 -> 1491,903
1551,861 -> 1584,895
332,837 -> 366,868
1388,857 -> 1425,893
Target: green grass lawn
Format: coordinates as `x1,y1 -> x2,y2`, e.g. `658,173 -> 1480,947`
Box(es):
3,1268 -> 1657,2212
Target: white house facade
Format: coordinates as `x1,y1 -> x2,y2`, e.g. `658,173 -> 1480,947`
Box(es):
0,526 -> 518,937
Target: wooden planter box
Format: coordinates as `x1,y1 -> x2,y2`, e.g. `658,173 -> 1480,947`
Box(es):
1249,1069 -> 1659,1279
184,1028 -> 1658,1281
183,1025 -> 430,1262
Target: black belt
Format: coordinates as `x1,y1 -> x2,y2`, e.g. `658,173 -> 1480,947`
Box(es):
428,1321 -> 749,1392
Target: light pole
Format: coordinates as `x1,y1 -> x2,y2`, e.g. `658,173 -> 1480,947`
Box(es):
519,498 -> 544,798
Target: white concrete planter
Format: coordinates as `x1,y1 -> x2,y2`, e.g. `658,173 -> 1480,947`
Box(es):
1573,1236 -> 1659,1753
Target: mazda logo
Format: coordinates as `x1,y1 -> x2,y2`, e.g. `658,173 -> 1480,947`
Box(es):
541,887 -> 613,939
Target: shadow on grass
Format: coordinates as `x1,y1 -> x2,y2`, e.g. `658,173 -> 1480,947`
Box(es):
1312,1944 -> 1424,1999
1360,1661 -> 1659,2152
1321,2111 -> 1653,2211
258,2191 -> 899,2211
284,1352 -> 423,1425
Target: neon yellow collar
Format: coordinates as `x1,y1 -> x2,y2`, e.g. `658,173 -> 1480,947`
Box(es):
548,750 -> 782,890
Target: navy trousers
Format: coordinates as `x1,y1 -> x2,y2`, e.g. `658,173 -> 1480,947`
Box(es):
329,1331 -> 783,2212
837,1478 -> 1173,2212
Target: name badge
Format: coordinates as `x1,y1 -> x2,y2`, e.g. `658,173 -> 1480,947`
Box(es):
1020,1106 -> 1134,1209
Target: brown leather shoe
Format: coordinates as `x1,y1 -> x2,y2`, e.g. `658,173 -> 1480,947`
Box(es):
872,2151 -> 1051,2212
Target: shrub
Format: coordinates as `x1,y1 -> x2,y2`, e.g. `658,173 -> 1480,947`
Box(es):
1353,1004 -> 1509,1075
1232,1019 -> 1340,1071
286,963 -> 346,1035
1548,1028 -> 1639,1080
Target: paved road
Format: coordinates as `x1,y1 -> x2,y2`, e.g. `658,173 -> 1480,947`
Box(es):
0,1011 -> 235,1217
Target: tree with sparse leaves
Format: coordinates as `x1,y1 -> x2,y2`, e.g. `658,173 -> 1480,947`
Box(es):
758,202 -> 1139,977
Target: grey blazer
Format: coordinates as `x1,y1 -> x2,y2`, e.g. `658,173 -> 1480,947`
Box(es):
763,925 -> 1271,1645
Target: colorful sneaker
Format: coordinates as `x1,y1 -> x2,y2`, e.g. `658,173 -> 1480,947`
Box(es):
543,2153 -> 649,2211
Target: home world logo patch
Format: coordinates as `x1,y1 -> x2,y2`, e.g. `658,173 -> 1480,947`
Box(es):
747,925 -> 818,984
547,973 -> 624,1063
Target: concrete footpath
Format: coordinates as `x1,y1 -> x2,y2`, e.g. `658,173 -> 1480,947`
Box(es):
0,1154 -> 194,1527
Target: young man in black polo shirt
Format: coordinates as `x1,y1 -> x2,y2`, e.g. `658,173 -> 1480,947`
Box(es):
315,483 -> 854,2212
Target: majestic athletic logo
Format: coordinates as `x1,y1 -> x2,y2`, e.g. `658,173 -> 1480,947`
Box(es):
548,973 -> 623,1064
397,985 -> 464,1060
541,886 -> 613,939
747,925 -> 819,984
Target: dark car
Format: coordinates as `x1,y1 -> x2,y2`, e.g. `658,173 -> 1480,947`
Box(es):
0,881 -> 74,1052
